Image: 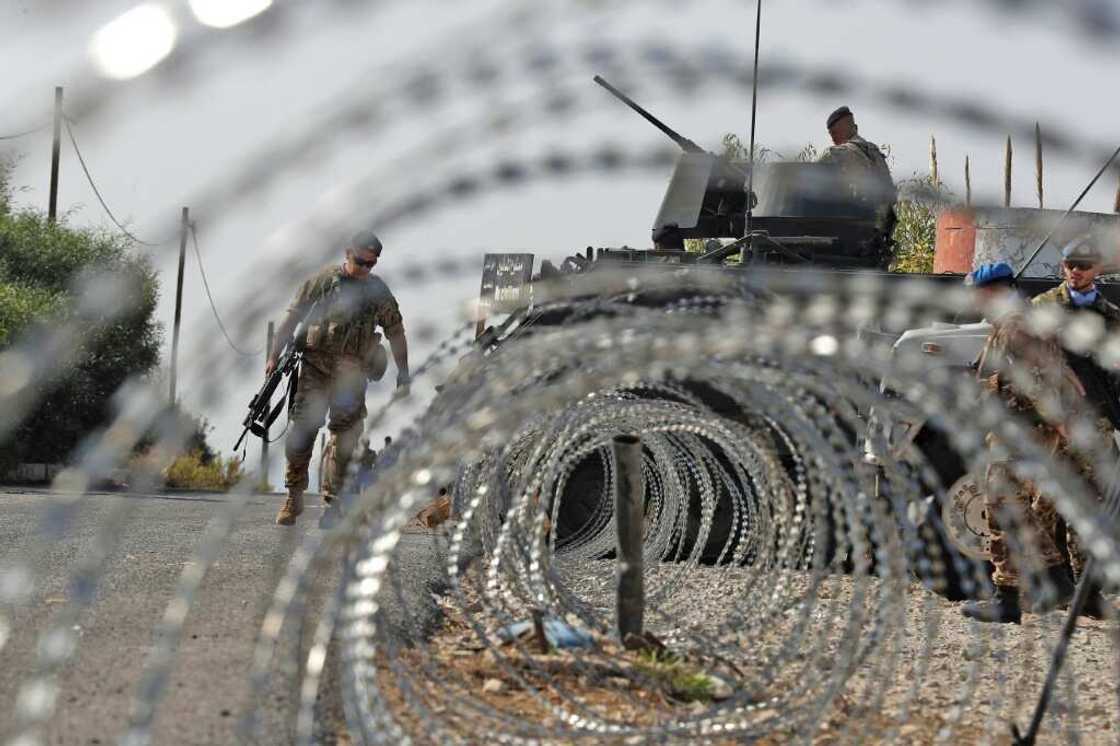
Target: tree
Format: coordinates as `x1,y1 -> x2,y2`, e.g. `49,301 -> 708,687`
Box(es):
890,175 -> 952,274
0,165 -> 162,471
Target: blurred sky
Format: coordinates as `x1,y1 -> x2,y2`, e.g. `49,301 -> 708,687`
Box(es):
1,0 -> 1118,481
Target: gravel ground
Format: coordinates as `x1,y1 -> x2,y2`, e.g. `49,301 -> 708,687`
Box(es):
0,488 -> 349,745
376,551 -> 1119,744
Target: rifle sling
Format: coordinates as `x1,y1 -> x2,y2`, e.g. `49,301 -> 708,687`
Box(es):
287,362 -> 300,414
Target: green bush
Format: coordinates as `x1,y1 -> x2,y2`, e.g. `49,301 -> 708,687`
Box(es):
0,165 -> 162,470
163,450 -> 246,492
128,415 -> 252,492
0,281 -> 66,345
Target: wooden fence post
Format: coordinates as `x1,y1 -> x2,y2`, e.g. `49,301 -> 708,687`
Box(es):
965,156 -> 972,207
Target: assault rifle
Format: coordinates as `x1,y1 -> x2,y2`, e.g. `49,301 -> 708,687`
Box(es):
234,303 -> 318,451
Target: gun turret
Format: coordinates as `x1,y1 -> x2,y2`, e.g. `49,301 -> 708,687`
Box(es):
595,75 -> 754,250
594,76 -> 705,155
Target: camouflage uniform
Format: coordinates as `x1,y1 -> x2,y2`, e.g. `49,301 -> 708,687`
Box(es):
1026,282 -> 1120,581
283,264 -> 403,500
979,313 -> 1096,587
1032,284 -> 1120,428
819,135 -> 896,203
1031,282 -> 1120,324
818,134 -> 897,244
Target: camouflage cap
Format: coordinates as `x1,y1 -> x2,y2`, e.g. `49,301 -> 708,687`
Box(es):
351,230 -> 383,254
1061,235 -> 1102,263
827,106 -> 853,129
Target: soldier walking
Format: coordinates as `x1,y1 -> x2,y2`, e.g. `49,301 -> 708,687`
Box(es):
267,231 -> 410,526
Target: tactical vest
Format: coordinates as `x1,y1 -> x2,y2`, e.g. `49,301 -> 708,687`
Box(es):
1032,284 -> 1120,429
299,267 -> 397,366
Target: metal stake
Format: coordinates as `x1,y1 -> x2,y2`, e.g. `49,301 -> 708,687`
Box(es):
614,434 -> 644,647
1013,455 -> 1120,744
1035,122 -> 1044,209
1004,136 -> 1013,208
1012,560 -> 1100,746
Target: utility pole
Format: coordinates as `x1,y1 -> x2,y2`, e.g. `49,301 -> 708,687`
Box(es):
48,87 -> 63,223
261,321 -> 274,491
169,207 -> 189,406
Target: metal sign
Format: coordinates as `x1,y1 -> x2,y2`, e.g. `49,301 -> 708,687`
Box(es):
478,253 -> 534,316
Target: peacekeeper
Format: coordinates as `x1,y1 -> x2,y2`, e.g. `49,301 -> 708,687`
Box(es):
962,263 -> 1101,623
268,230 -> 410,526
818,106 -> 897,212
1028,236 -> 1120,616
1032,236 -> 1120,429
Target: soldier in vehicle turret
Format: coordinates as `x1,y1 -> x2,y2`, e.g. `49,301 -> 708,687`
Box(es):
819,107 -> 893,188
819,106 -> 897,235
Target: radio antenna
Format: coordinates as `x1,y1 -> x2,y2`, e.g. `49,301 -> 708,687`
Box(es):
744,0 -> 764,254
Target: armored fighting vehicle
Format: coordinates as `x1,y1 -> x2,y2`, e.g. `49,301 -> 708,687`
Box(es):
462,78 -> 1120,598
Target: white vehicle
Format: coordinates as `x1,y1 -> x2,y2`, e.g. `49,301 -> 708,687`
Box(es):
865,320 -> 995,598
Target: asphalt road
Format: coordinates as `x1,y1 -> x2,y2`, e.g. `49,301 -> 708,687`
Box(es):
0,488 -> 352,745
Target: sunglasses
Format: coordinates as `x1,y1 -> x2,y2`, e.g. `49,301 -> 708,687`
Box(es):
1064,260 -> 1096,271
352,254 -> 379,268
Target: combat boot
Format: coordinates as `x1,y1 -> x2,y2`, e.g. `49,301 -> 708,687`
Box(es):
275,490 -> 304,526
1030,565 -> 1076,614
1079,581 -> 1110,620
962,585 -> 1021,624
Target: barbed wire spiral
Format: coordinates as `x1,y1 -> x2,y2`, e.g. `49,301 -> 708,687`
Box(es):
2,2 -> 1120,745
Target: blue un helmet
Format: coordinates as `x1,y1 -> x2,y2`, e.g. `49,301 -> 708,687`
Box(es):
966,261 -> 1015,288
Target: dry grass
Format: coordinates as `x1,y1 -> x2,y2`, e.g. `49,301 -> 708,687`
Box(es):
129,448 -> 249,492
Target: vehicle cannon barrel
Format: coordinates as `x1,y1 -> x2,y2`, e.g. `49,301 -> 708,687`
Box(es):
593,75 -> 706,155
